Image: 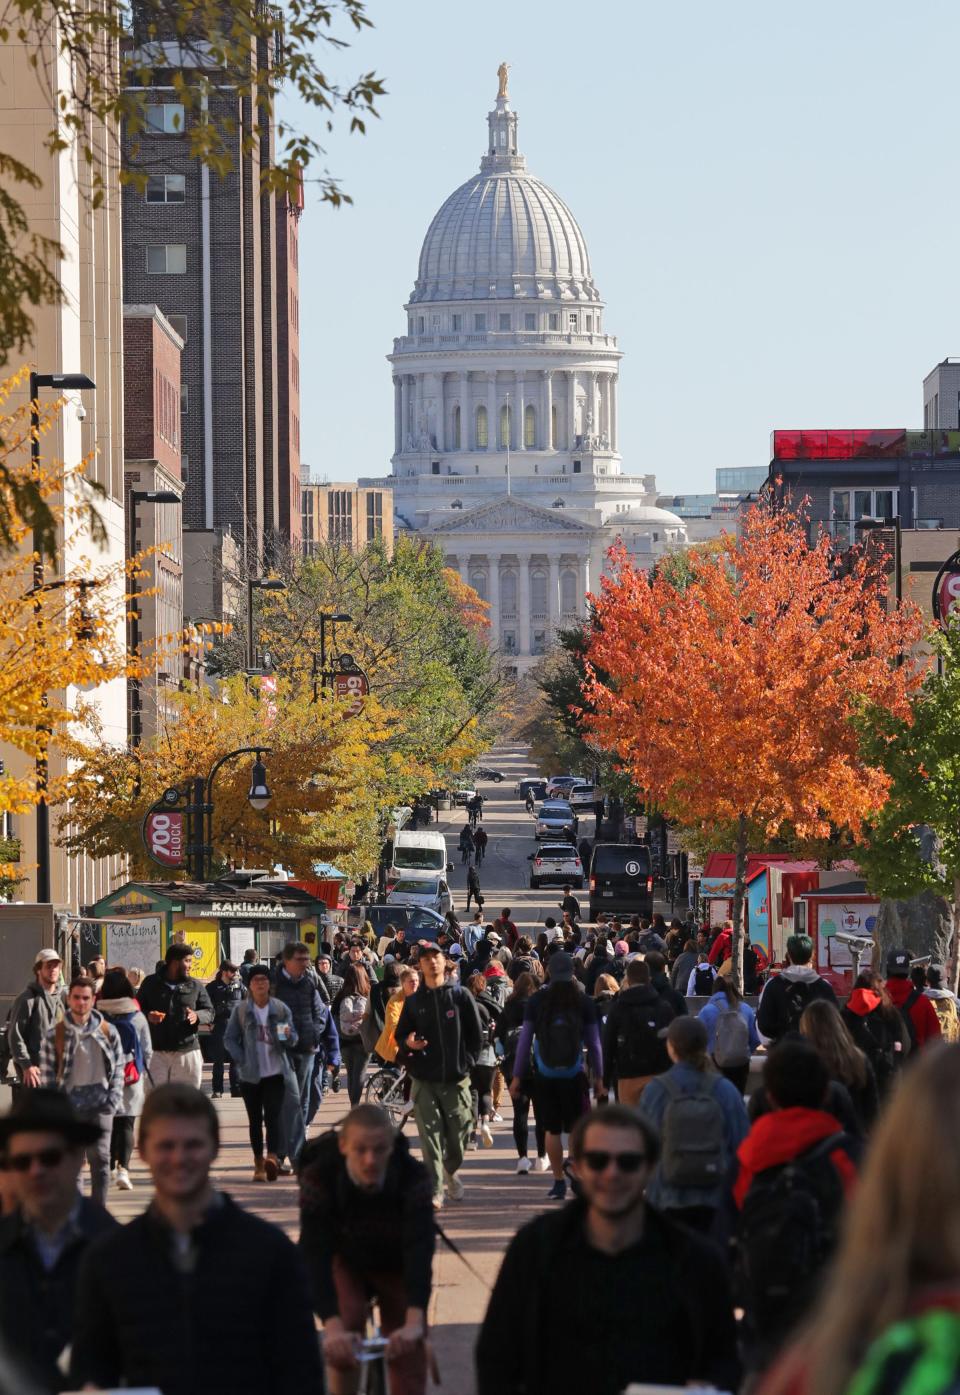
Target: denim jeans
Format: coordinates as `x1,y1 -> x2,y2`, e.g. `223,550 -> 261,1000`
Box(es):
210,1023 -> 239,1094
341,1038 -> 369,1105
78,1112 -> 113,1205
281,1050 -> 315,1162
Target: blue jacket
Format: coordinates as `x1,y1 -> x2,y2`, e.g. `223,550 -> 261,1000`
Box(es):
224,998 -> 298,1084
697,993 -> 761,1056
271,969 -> 340,1063
639,1061 -> 749,1212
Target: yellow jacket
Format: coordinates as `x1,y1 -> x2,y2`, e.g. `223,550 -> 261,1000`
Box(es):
375,991 -> 405,1063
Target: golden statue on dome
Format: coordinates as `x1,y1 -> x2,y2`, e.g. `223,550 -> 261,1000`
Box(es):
497,62 -> 510,100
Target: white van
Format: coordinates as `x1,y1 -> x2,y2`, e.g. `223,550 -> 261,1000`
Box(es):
387,830 -> 449,889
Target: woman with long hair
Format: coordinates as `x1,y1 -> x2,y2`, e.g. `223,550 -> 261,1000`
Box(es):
466,971 -> 501,1149
801,997 -> 879,1131
497,971 -> 546,1174
592,972 -> 620,1030
760,1044 -> 960,1395
332,964 -> 372,1105
98,969 -> 152,1190
841,966 -> 911,1099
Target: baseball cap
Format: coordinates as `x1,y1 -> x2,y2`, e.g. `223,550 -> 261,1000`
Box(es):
219,959 -> 238,972
34,948 -> 61,967
486,932 -> 502,946
547,951 -> 575,982
886,947 -> 911,976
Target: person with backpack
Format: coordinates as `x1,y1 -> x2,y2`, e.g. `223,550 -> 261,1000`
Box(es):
756,934 -> 837,1043
459,822 -> 475,864
686,953 -> 718,998
884,947 -> 942,1048
97,970 -> 153,1191
38,976 -> 124,1204
708,920 -> 735,966
644,950 -> 687,1015
800,998 -> 879,1134
465,972 -> 501,1149
207,959 -> 245,1098
924,964 -> 960,1041
727,1039 -> 860,1376
465,863 -> 484,914
7,947 -> 66,1090
396,944 -> 483,1210
496,972 -> 547,1175
224,963 -> 299,1182
510,951 -> 606,1202
639,1015 -> 748,1232
332,965 -> 372,1106
602,958 -> 674,1106
699,976 -> 760,1095
841,968 -> 911,1100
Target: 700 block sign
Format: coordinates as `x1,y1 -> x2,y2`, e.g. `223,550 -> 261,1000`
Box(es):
142,808 -> 186,868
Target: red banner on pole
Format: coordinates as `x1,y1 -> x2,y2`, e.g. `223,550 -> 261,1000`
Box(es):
333,670 -> 368,717
143,810 -> 185,868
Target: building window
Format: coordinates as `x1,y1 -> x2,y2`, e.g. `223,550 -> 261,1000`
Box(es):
327,489 -> 353,544
501,571 -> 517,616
499,313 -> 511,331
551,404 -> 558,448
561,569 -> 577,613
474,313 -> 486,332
181,454 -> 189,482
524,403 -> 536,447
532,629 -> 546,655
830,488 -> 900,546
469,571 -> 487,601
146,174 -> 185,203
475,404 -> 488,449
146,244 -> 186,274
524,313 -> 536,331
549,313 -> 559,331
180,384 -> 188,416
452,313 -> 462,332
503,630 -> 516,654
146,103 -> 184,134
167,313 -> 187,343
452,405 -> 461,450
530,569 -> 547,615
366,491 -> 383,541
569,313 -> 579,332
499,403 -> 511,448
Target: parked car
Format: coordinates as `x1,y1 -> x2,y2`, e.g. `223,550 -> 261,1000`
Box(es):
516,777 -> 548,801
528,843 -> 583,889
535,800 -> 578,842
568,783 -> 599,811
386,876 -> 454,916
345,904 -> 446,945
546,774 -> 586,799
475,766 -> 505,782
588,843 -> 654,920
453,786 -> 478,807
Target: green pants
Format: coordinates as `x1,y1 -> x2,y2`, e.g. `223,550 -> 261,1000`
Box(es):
411,1076 -> 473,1197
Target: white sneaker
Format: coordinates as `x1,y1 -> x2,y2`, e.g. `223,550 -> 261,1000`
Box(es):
480,1120 -> 494,1148
490,1112 -> 504,1123
516,1156 -> 531,1175
432,1194 -> 444,1212
115,1167 -> 133,1191
444,1169 -> 465,1201
533,1155 -> 550,1173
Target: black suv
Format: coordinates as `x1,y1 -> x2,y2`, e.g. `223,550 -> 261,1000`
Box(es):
588,844 -> 654,920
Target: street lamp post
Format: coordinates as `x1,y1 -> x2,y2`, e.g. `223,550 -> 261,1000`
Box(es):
183,746 -> 273,881
127,489 -> 182,749
30,370 -> 95,904
856,514 -> 902,667
313,611 -> 352,699
246,576 -> 286,673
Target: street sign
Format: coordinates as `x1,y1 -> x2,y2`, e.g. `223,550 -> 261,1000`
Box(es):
143,809 -> 185,868
933,549 -> 960,631
333,669 -> 369,717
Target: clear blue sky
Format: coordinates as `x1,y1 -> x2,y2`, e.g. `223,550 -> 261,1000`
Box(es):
295,0 -> 960,494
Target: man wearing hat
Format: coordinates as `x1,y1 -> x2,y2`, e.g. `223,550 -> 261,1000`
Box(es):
7,947 -> 65,1090
0,1089 -> 118,1391
885,947 -> 941,1047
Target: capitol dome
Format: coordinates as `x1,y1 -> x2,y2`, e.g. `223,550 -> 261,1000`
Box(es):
409,87 -> 599,305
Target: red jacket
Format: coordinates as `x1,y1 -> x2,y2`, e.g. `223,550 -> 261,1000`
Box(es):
708,929 -> 733,965
732,1107 -> 858,1210
885,977 -> 942,1046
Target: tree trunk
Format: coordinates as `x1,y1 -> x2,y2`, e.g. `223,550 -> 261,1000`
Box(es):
730,813 -> 748,995
953,876 -> 960,997
874,890 -> 953,979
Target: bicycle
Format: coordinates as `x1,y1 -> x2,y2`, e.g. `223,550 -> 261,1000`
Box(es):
356,1333 -> 390,1395
363,1063 -> 411,1129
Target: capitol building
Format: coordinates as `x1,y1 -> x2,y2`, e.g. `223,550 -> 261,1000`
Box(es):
361,68 -> 688,674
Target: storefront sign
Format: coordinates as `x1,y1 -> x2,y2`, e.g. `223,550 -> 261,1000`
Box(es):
101,917 -> 162,973
333,669 -> 368,717
199,900 -> 298,919
143,809 -> 185,868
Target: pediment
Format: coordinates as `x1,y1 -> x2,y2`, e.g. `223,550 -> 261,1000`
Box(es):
429,496 -> 593,534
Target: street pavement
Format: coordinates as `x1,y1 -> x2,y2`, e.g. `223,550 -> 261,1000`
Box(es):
105,743 -> 565,1394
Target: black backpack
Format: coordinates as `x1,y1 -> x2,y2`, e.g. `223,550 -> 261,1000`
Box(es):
694,964 -> 716,996
736,1135 -> 847,1340
856,1007 -> 907,1095
781,977 -> 814,1034
614,997 -> 671,1077
898,987 -> 921,1053
533,1002 -> 584,1079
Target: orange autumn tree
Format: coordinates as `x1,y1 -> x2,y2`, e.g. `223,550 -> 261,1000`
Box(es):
581,500 -> 924,990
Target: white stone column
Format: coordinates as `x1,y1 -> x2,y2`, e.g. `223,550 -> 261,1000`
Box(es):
393,377 -> 402,454
610,375 -> 618,452
457,555 -> 469,585
567,370 -> 577,449
400,377 -> 410,448
487,553 -> 500,648
438,373 -> 446,451
548,555 -> 560,636
543,370 -> 553,450
518,552 -> 531,655
460,371 -> 470,450
581,556 -> 592,613
516,372 -> 526,451
487,372 -> 497,451
413,375 -> 423,444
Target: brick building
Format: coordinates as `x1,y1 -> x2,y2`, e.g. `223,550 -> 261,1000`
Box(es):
123,305 -> 186,741
300,475 -> 394,557
120,37 -> 302,621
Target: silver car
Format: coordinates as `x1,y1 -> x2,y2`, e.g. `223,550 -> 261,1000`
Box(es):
535,800 -> 578,842
528,843 -> 584,889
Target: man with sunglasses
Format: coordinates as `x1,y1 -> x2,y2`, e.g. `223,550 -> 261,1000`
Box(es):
476,1103 -> 740,1395
0,1089 -> 118,1392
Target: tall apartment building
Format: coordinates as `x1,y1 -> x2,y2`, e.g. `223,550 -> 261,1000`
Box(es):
301,475 -> 394,556
120,36 -> 302,609
123,305 -> 186,740
0,26 -> 128,910
923,359 -> 960,430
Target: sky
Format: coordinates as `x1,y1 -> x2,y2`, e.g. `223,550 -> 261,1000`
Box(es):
294,0 -> 960,495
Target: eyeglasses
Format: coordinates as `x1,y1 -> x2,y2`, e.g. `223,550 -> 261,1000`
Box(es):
580,1150 -> 648,1174
7,1147 -> 68,1172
